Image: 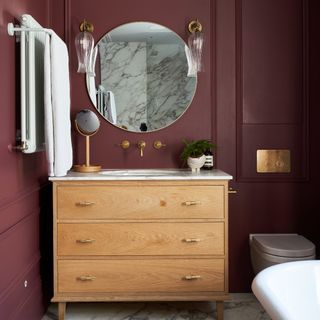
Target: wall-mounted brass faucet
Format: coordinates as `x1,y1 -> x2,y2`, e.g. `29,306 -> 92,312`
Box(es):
119,140 -> 130,149
137,140 -> 146,157
153,140 -> 166,150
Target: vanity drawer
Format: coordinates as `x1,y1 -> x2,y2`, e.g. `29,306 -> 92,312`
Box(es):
57,258 -> 225,293
57,185 -> 225,220
57,222 -> 224,256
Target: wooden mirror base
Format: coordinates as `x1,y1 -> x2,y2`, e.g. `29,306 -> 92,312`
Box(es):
72,164 -> 101,173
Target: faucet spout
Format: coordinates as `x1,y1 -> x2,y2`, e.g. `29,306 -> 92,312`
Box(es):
137,140 -> 146,157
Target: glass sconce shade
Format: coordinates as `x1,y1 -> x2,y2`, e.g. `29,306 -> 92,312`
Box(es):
75,30 -> 94,73
188,31 -> 204,72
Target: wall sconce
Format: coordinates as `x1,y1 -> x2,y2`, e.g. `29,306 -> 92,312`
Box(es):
188,19 -> 204,73
75,19 -> 95,75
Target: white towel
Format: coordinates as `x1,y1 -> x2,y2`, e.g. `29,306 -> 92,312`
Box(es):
45,32 -> 73,176
44,35 -> 54,176
22,14 -> 72,176
106,90 -> 117,124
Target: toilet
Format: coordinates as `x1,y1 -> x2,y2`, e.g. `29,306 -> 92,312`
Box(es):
250,233 -> 316,274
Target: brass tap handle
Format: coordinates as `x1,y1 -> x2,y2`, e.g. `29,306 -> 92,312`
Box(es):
77,275 -> 96,281
182,201 -> 201,206
76,239 -> 96,243
182,238 -> 202,243
75,201 -> 95,207
137,140 -> 146,157
153,140 -> 166,149
119,140 -> 130,149
183,275 -> 202,280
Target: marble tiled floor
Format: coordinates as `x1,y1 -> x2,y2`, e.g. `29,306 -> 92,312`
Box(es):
42,294 -> 270,320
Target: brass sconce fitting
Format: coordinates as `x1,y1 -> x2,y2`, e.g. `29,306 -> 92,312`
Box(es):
153,140 -> 166,150
188,19 -> 203,33
137,140 -> 146,157
79,19 -> 94,33
119,140 -> 130,149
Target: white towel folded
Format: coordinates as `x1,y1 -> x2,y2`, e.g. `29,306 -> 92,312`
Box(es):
22,14 -> 73,176
45,32 -> 73,176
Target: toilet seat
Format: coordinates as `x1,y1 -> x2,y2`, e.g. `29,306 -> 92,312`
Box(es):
251,234 -> 315,258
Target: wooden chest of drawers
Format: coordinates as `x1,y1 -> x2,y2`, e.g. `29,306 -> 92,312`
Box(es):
51,179 -> 230,320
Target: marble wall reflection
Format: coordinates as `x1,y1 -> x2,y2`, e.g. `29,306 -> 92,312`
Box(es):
99,41 -> 148,131
98,40 -> 196,131
146,43 -> 196,131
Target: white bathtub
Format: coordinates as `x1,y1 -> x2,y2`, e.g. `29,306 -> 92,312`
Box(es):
252,260 -> 320,320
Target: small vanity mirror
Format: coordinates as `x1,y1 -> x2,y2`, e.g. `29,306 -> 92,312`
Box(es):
73,109 -> 101,173
86,22 -> 197,132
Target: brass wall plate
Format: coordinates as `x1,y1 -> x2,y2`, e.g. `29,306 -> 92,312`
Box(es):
257,149 -> 291,173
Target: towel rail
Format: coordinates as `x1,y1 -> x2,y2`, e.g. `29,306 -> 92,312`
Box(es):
7,23 -> 53,36
8,20 -> 53,153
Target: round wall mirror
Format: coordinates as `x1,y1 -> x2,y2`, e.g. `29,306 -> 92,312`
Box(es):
86,22 -> 197,133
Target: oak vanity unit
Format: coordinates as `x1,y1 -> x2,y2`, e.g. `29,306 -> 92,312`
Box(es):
49,169 -> 232,320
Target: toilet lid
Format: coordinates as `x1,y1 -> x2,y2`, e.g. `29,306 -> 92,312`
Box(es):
252,234 -> 315,258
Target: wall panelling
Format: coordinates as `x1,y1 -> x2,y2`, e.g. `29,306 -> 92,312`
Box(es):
0,0 -> 53,318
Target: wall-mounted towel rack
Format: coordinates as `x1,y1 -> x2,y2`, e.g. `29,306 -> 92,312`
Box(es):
8,16 -> 53,153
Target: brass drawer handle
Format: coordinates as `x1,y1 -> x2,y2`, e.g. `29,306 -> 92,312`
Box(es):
182,238 -> 202,243
228,188 -> 237,194
75,201 -> 95,207
182,201 -> 201,206
77,275 -> 96,281
76,239 -> 96,243
183,275 -> 202,280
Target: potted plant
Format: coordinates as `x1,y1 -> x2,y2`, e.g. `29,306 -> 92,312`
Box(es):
180,139 -> 215,172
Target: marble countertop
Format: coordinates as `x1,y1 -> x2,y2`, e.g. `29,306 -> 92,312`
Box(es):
49,168 -> 232,181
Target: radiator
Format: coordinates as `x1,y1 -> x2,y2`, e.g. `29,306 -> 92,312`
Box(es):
8,15 -> 52,153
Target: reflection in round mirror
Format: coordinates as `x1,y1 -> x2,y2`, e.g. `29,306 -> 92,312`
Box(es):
86,22 -> 197,133
75,109 -> 100,135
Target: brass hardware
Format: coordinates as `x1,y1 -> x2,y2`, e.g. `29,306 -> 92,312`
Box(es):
137,140 -> 146,157
182,201 -> 201,206
119,140 -> 130,149
79,19 -> 94,33
228,188 -> 237,194
76,239 -> 96,243
182,238 -> 201,243
188,19 -> 203,33
257,149 -> 291,173
10,141 -> 28,151
153,140 -> 166,149
183,275 -> 202,280
75,201 -> 95,207
77,275 -> 96,281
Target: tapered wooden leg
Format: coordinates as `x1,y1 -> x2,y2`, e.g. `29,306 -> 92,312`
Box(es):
58,302 -> 66,320
216,301 -> 224,320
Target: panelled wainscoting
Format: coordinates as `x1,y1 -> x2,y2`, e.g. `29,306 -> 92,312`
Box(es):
0,185 -> 50,320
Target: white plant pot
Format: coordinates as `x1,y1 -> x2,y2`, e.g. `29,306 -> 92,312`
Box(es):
187,155 -> 206,173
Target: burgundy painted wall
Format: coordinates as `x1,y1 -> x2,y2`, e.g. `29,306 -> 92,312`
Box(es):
52,0 -> 320,293
0,0 -> 318,315
0,0 -> 52,319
